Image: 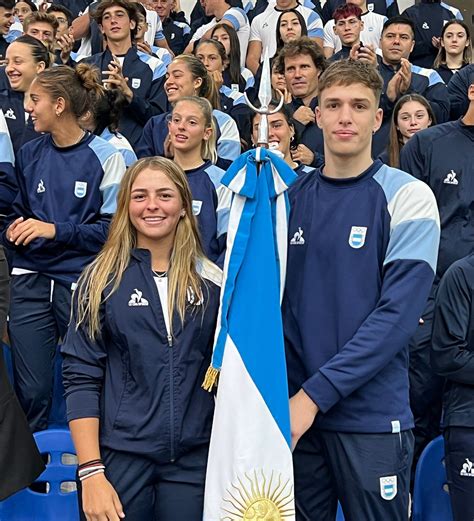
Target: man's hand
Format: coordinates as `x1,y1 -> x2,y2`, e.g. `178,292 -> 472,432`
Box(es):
291,144 -> 314,166
7,217 -> 56,246
350,43 -> 377,66
292,106 -> 315,126
386,58 -> 412,102
102,57 -> 133,103
290,388 -> 319,451
58,30 -> 75,64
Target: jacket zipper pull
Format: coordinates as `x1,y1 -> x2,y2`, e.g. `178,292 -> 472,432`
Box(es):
167,334 -> 173,347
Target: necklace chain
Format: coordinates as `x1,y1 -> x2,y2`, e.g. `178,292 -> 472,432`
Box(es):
152,269 -> 168,278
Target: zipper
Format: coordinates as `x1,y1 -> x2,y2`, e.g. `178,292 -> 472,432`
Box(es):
168,334 -> 175,462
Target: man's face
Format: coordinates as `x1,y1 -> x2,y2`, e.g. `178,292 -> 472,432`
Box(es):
316,82 -> 382,160
26,22 -> 56,46
49,11 -> 70,40
153,0 -> 173,20
334,16 -> 363,46
284,53 -> 320,100
203,0 -> 218,17
0,6 -> 14,36
380,23 -> 415,65
100,6 -> 135,42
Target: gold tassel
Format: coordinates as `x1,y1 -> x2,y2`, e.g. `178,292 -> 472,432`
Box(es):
202,366 -> 219,392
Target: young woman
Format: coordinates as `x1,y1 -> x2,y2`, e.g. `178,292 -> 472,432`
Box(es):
434,20 -> 472,84
3,64 -> 126,432
62,157 -> 221,521
80,84 -> 138,167
210,22 -> 254,93
168,96 -> 228,264
276,9 -> 308,54
384,94 -> 435,168
2,35 -> 51,151
194,38 -> 252,149
136,54 -> 241,170
252,102 -> 318,175
14,0 -> 36,24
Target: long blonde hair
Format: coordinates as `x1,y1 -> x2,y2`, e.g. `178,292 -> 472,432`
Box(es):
74,157 -> 205,339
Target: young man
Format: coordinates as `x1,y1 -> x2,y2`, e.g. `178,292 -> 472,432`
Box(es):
323,0 -> 386,58
400,75 -> 474,472
279,37 -> 326,167
246,0 -> 323,74
0,0 -> 14,60
185,0 -> 249,67
82,0 -> 167,147
283,59 -> 440,520
23,12 -> 59,48
153,0 -> 191,55
373,16 -> 450,156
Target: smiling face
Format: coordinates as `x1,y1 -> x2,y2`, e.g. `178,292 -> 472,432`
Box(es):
396,100 -> 431,143
25,21 -> 56,45
100,5 -> 135,43
5,41 -> 45,92
168,100 -> 212,156
25,78 -> 60,133
164,60 -> 202,102
279,12 -> 302,44
316,82 -> 382,160
0,6 -> 14,36
380,23 -> 415,65
129,168 -> 184,250
441,23 -> 469,57
252,111 -> 295,159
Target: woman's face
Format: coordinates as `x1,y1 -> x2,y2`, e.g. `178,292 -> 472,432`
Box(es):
5,42 -> 44,92
164,60 -> 201,102
212,26 -> 230,55
396,100 -> 431,143
24,79 -> 58,133
279,12 -> 302,44
129,168 -> 184,249
14,1 -> 33,23
252,111 -> 294,156
168,100 -> 211,156
195,42 -> 225,73
271,63 -> 287,93
441,23 -> 469,57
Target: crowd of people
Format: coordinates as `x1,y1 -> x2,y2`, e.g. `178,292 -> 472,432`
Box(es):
0,0 -> 472,518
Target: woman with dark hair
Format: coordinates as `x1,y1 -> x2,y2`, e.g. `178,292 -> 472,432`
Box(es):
13,0 -> 37,24
2,35 -> 51,151
210,22 -> 254,93
136,54 -> 241,169
62,156 -> 221,521
384,94 -> 435,168
276,9 -> 308,54
434,20 -> 472,84
3,64 -> 126,432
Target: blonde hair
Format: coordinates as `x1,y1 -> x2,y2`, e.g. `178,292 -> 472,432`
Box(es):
172,96 -> 218,164
74,157 -> 206,339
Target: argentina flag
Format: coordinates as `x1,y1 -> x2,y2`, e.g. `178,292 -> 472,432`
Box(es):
203,148 -> 297,521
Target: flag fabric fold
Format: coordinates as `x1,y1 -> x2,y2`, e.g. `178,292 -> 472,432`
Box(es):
203,148 -> 297,521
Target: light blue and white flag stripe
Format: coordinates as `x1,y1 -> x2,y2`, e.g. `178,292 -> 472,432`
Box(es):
203,148 -> 297,521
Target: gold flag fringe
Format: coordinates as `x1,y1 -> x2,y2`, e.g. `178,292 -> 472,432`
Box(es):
202,366 -> 219,392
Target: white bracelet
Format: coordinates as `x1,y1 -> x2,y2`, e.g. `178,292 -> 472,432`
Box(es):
78,465 -> 105,478
79,468 -> 105,482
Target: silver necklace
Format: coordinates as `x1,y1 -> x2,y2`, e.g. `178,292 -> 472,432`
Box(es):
152,269 -> 168,278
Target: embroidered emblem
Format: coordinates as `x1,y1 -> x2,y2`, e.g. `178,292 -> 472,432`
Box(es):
74,181 -> 87,198
380,476 -> 397,500
348,226 -> 367,249
128,289 -> 149,306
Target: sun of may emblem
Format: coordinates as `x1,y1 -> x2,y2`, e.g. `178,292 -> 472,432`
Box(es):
221,470 -> 294,520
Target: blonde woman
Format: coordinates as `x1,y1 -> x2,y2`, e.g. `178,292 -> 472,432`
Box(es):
167,96 -> 228,265
62,157 -> 221,521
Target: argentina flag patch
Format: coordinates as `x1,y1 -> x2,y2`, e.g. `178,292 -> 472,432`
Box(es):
348,226 -> 367,249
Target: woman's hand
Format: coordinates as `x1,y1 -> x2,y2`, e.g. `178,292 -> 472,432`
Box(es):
81,473 -> 125,521
7,217 -> 56,246
209,70 -> 224,90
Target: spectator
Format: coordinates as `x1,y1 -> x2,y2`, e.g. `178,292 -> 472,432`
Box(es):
136,55 -> 241,170
373,16 -> 449,156
431,251 -> 474,521
276,9 -> 308,55
62,156 -> 221,521
321,0 -> 390,24
279,37 -> 326,167
133,2 -> 172,66
284,59 -> 439,520
185,0 -> 250,68
323,0 -> 386,58
0,0 -> 17,58
23,11 -> 58,48
3,64 -> 126,432
447,63 -> 473,119
154,0 -> 191,56
2,35 -> 50,151
167,96 -> 228,264
82,0 -> 167,148
13,0 -> 36,24
403,0 -> 463,69
433,20 -> 472,85
246,0 -> 323,75
211,22 -> 254,92
400,72 -> 474,470
383,93 -> 435,167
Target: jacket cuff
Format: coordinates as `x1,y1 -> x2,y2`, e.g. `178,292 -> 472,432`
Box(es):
302,371 -> 342,414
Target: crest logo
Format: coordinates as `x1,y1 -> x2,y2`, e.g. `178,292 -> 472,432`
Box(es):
74,181 -> 87,198
348,226 -> 367,249
192,200 -> 203,216
131,78 -> 141,89
380,476 -> 397,500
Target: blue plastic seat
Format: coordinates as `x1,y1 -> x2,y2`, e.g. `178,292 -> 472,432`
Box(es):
412,435 -> 453,521
0,429 -> 79,521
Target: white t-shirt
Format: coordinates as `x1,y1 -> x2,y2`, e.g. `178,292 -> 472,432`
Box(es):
249,3 -> 323,61
323,10 -> 386,53
153,275 -> 170,338
145,9 -> 164,45
190,7 -> 250,67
